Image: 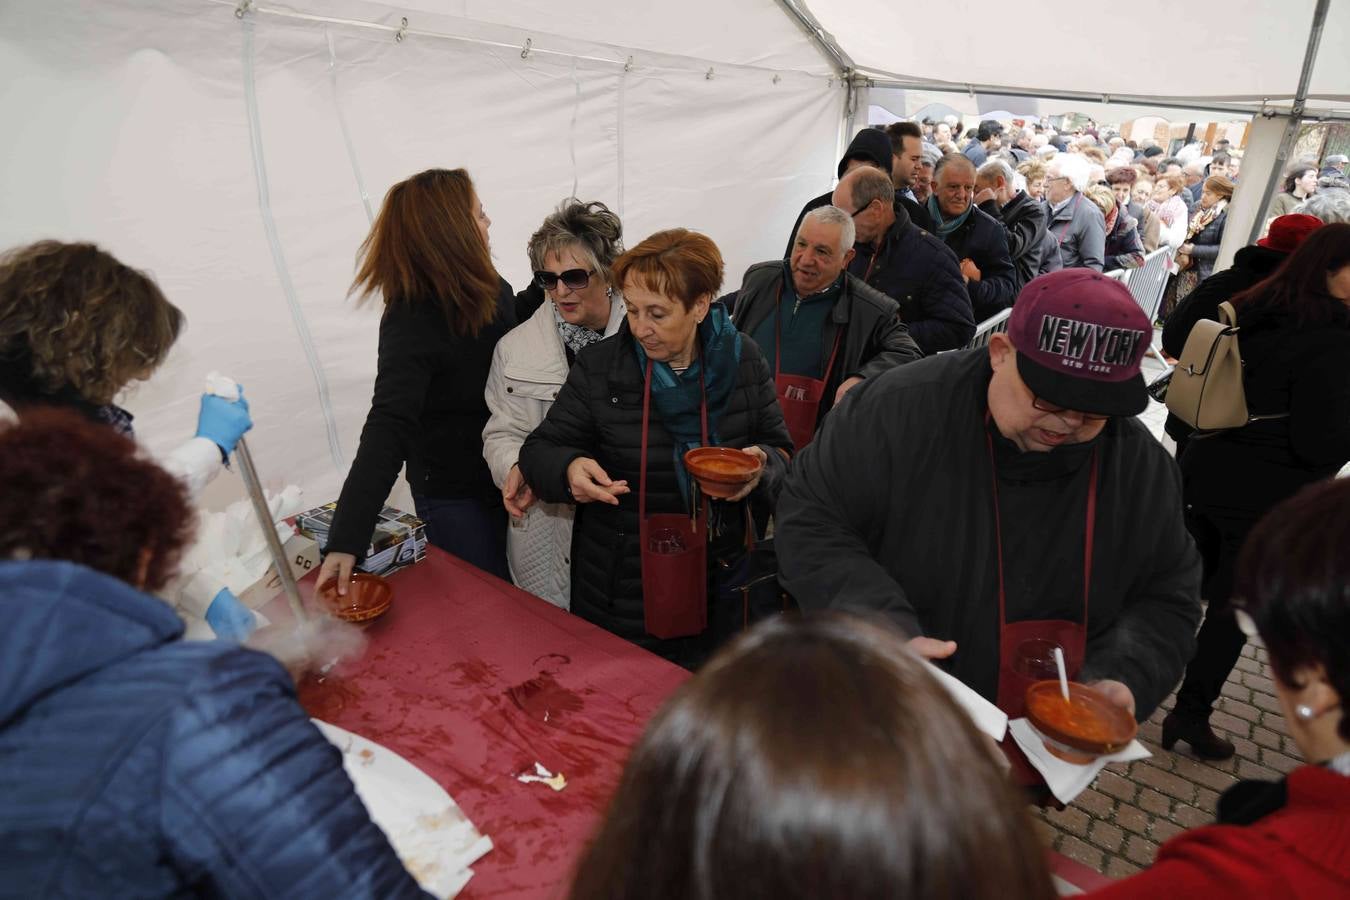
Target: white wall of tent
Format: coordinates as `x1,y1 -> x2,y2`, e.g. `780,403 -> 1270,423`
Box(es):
2,0 -> 1345,511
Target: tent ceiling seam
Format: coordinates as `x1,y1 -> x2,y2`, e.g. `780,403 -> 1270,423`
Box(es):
216,0 -> 833,82
772,0 -> 853,77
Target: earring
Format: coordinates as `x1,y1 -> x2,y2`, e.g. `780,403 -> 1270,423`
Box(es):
1297,704 -> 1315,720
606,286 -> 613,298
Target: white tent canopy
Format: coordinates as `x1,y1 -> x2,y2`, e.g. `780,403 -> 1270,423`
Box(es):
1,0 -> 1344,510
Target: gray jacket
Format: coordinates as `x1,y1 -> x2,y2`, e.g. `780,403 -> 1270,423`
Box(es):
1045,192 -> 1107,271
729,262 -> 923,424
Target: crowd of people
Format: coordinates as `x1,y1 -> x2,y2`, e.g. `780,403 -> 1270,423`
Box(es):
2,114 -> 1350,896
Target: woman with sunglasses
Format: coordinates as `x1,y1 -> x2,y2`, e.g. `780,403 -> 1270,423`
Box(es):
317,169 -> 516,591
482,199 -> 627,608
1086,478 -> 1350,899
518,229 -> 791,668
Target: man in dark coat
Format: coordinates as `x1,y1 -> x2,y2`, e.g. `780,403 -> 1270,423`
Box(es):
975,157 -> 1046,295
962,119 -> 1003,167
775,270 -> 1201,722
728,205 -> 923,439
927,154 -> 1018,322
1160,213 -> 1325,447
786,128 -> 933,256
831,167 -> 975,353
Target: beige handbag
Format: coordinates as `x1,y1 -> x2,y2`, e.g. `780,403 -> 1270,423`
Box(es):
1165,301 -> 1250,432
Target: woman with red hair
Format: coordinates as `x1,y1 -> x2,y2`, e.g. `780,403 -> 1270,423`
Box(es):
0,411 -> 427,898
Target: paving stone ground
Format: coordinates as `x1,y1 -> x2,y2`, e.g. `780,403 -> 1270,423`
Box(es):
1033,373 -> 1304,880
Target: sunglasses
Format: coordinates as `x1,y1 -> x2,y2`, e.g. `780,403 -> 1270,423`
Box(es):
1032,395 -> 1110,423
533,268 -> 594,291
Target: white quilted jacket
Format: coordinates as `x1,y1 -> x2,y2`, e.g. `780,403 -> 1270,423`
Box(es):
482,296 -> 624,608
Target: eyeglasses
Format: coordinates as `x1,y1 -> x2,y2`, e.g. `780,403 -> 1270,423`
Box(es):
849,201 -> 873,219
1031,395 -> 1110,423
533,268 -> 594,291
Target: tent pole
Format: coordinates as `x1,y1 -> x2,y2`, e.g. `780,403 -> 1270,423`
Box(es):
773,0 -> 853,77
1244,0 -> 1331,245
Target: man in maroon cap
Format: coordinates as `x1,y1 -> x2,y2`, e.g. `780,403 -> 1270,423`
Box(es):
776,269 -> 1202,724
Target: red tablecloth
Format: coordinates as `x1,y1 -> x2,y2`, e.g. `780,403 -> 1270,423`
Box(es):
289,548 -> 688,898
280,547 -> 1112,898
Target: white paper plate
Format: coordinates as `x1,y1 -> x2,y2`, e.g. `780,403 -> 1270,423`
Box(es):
313,719 -> 493,899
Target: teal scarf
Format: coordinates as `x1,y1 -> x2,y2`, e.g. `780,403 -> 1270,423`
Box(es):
632,303 -> 743,505
928,195 -> 974,238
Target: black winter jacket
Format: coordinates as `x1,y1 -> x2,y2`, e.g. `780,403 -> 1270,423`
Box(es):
979,191 -> 1046,292
787,194 -> 934,258
1104,203 -> 1147,271
775,350 -> 1202,719
327,280 -> 516,557
846,204 -> 975,353
1186,208 -> 1229,282
728,262 -> 923,426
1180,305 -> 1350,521
517,323 -> 792,665
940,204 -> 1018,321
1161,244 -> 1288,443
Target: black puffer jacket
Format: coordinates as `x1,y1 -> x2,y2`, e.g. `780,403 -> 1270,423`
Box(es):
979,191 -> 1046,292
518,322 -> 792,664
938,204 -> 1018,321
846,204 -> 975,353
1186,208 -> 1229,282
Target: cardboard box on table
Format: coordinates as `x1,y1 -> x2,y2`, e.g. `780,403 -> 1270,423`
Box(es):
294,502 -> 428,578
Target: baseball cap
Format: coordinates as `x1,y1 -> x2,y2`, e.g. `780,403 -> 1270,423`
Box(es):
1258,213 -> 1323,253
1006,269 -> 1151,417
1328,154 -> 1348,165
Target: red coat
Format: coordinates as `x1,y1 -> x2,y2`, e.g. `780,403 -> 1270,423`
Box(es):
1086,766 -> 1350,899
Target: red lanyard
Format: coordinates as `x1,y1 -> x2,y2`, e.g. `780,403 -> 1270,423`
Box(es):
984,413 -> 1099,630
772,281 -> 843,384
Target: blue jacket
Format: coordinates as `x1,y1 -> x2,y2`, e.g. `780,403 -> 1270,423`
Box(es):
0,560 -> 428,899
936,204 -> 1018,322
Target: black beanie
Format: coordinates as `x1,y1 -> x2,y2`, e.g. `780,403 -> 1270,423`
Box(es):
836,128 -> 895,179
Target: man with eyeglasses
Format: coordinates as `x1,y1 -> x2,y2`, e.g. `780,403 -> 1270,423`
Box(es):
830,166 -> 974,354
1043,154 -> 1106,271
775,269 -> 1201,731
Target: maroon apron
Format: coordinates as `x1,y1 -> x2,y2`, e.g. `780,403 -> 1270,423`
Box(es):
773,283 -> 844,450
638,359 -> 710,640
984,419 -> 1099,796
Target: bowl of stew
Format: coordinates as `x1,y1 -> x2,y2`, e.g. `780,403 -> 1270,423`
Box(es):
683,447 -> 763,499
1024,680 -> 1137,764
316,573 -> 393,624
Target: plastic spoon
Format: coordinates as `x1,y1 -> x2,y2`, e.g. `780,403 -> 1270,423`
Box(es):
1053,646 -> 1070,703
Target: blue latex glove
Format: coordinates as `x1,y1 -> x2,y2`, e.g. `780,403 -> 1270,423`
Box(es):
205,588 -> 257,641
196,390 -> 253,455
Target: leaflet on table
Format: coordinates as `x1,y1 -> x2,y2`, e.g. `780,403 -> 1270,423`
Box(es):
295,502 -> 427,577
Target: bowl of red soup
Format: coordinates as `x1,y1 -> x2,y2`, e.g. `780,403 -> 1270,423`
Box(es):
1024,681 -> 1137,764
683,447 -> 762,499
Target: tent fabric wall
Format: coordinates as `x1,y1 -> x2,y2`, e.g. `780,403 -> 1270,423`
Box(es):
0,0 -> 842,511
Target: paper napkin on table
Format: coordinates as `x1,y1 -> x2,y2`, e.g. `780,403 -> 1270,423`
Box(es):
1009,717 -> 1150,805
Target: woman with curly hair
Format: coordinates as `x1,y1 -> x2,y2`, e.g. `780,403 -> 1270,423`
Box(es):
0,240 -> 256,638
483,199 -> 627,608
0,411 -> 427,898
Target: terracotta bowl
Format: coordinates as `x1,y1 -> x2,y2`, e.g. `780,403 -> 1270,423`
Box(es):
1024,680 -> 1137,764
316,573 -> 393,624
683,447 -> 763,499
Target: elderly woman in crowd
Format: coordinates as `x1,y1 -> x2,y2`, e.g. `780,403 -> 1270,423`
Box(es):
1086,183 -> 1146,271
518,229 -> 791,668
1163,224 -> 1350,761
1297,187 -> 1350,224
1148,172 -> 1190,250
1089,479 -> 1350,898
1267,161 -> 1319,220
1175,175 -> 1236,300
570,615 -> 1056,900
482,200 -> 626,609
1108,167 -> 1161,252
1018,159 -> 1048,201
318,168 -> 517,591
0,411 -> 428,898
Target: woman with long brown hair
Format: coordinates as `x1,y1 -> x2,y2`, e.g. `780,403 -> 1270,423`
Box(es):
569,614 -> 1055,900
1164,223 -> 1350,760
318,168 -> 517,589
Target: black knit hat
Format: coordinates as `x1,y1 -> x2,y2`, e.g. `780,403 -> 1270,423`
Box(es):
836,128 -> 895,179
